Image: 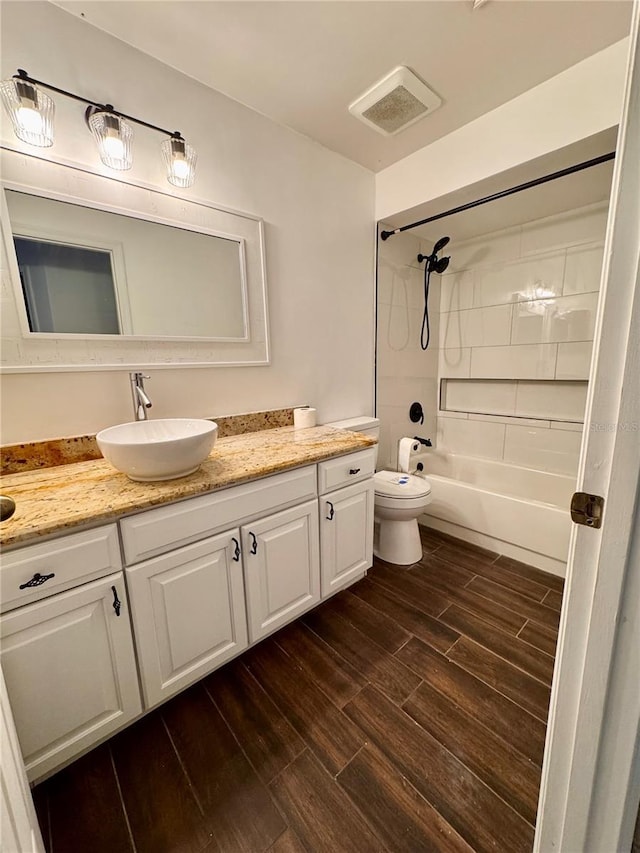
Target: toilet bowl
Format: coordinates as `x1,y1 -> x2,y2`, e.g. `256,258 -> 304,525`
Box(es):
325,418 -> 432,566
373,469 -> 432,565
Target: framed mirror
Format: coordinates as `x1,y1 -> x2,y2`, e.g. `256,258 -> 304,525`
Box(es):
0,149 -> 269,371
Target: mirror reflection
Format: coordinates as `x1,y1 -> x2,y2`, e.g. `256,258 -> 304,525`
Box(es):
5,190 -> 248,340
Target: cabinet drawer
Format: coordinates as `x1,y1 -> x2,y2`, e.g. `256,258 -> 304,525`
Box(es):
317,448 -> 376,495
120,465 -> 317,565
0,525 -> 122,614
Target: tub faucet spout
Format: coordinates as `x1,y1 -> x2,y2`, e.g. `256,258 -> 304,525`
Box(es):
130,372 -> 152,421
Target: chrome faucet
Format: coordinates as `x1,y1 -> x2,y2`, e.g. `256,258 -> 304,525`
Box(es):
130,372 -> 152,421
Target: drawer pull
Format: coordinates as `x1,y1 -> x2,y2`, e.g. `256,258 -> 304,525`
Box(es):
231,537 -> 241,562
249,532 -> 258,555
326,501 -> 335,521
111,586 -> 122,617
349,468 -> 361,475
19,572 -> 55,590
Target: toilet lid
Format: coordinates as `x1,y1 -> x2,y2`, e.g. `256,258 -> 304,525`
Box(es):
374,470 -> 431,499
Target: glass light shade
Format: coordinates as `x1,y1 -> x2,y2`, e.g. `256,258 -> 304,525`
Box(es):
88,111 -> 133,170
0,78 -> 54,147
162,136 -> 197,188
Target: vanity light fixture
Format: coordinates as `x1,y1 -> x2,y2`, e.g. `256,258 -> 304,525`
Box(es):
161,134 -> 197,188
0,75 -> 54,147
86,106 -> 134,171
1,69 -> 197,186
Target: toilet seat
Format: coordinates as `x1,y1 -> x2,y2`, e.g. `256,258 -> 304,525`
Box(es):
374,470 -> 431,499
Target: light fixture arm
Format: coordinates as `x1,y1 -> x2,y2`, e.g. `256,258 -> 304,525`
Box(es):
13,69 -> 184,141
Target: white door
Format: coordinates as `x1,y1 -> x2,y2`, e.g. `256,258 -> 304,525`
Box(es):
320,480 -> 374,597
535,10 -> 640,853
126,530 -> 248,709
242,500 -> 320,643
0,572 -> 142,782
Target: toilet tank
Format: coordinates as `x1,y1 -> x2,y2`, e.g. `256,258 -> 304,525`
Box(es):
325,417 -> 380,465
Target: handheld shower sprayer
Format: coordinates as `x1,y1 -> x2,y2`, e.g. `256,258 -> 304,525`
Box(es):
417,235 -> 450,272
417,236 -> 451,350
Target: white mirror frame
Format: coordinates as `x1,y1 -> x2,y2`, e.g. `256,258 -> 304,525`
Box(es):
0,148 -> 270,372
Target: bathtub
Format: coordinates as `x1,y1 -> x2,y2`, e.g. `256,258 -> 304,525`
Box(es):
418,451 -> 574,577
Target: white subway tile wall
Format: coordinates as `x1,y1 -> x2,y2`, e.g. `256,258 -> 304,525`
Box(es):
556,341 -> 594,379
563,245 -> 606,295
442,378 -> 588,423
443,379 -> 517,416
503,425 -> 583,476
510,291 -> 598,346
470,343 -> 558,379
437,416 -> 506,461
441,304 -> 513,349
514,380 -> 587,422
377,228 -> 439,471
434,201 -> 607,477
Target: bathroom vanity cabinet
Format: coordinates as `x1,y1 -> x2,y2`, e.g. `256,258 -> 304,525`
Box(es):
0,447 -> 375,782
0,529 -> 141,781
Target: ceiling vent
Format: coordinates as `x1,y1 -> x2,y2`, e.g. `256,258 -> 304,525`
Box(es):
348,66 -> 442,136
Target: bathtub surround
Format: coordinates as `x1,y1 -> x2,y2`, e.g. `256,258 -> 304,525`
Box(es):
376,226 -> 440,471
436,201 -> 606,478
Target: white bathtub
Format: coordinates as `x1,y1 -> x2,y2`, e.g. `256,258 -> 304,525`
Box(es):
418,451 -> 574,577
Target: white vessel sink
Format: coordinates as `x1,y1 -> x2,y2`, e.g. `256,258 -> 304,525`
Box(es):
96,419 -> 218,482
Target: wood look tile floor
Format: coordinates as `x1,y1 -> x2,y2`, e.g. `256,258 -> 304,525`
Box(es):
33,527 -> 564,853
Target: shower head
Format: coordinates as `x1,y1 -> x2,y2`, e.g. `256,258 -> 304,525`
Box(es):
417,236 -> 451,268
432,236 -> 450,255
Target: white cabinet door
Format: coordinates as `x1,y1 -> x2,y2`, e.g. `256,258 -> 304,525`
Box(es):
320,480 -> 374,597
0,572 -> 141,782
242,500 -> 320,643
126,530 -> 248,708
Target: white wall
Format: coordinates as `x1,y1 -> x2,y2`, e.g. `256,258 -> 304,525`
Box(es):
376,38 -> 629,222
0,2 -> 375,443
436,202 -> 607,477
376,227 -> 440,470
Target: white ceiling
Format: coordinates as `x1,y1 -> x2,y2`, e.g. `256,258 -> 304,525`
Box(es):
55,0 -> 632,173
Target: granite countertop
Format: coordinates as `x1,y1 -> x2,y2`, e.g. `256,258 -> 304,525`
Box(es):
0,425 -> 376,548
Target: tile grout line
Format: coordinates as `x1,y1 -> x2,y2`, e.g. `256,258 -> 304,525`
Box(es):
516,619 -> 529,640
444,635 -> 462,656
205,676 -> 306,792
336,736 -> 471,853
108,745 -> 138,853
454,577 -> 560,631
397,646 -> 546,771
266,746 -> 310,790
160,715 -> 207,820
443,607 -> 555,685
273,622 -> 369,713
393,636 -> 413,656
444,645 -> 550,724
389,672 -> 539,833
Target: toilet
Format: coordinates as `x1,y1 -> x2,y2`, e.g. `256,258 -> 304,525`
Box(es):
326,417 -> 432,566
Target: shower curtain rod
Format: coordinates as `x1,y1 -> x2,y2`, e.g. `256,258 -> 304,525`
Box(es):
379,151 -> 616,241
